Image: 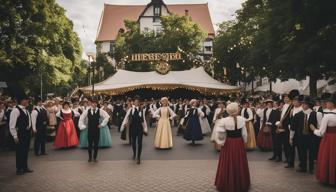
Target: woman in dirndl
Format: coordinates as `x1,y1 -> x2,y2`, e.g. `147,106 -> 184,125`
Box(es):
213,102 -> 250,192
311,94 -> 336,186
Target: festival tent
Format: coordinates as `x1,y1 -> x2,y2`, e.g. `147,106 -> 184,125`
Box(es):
79,67 -> 240,96
252,77 -> 335,95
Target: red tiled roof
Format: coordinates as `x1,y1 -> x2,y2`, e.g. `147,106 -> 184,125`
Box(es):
96,3 -> 215,42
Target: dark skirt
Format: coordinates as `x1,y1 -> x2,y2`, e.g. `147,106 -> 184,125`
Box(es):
215,137 -> 250,192
257,126 -> 272,150
183,117 -> 203,141
316,131 -> 336,186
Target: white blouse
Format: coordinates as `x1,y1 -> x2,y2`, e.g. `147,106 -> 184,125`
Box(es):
213,116 -> 248,146
314,109 -> 336,137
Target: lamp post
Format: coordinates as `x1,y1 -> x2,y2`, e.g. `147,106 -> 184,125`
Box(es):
88,55 -> 95,95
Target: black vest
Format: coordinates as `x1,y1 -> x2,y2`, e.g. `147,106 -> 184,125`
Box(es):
307,111 -> 318,135
243,108 -> 249,119
129,108 -> 144,134
129,108 -> 143,126
88,109 -> 100,130
16,107 -> 30,133
201,106 -> 208,118
35,108 -> 48,130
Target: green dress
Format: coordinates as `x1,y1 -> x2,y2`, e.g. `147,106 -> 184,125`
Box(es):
80,118 -> 112,148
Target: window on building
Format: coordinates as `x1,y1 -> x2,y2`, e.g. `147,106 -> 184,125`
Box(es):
205,46 -> 212,52
110,42 -> 114,53
154,26 -> 162,36
153,17 -> 160,23
154,6 -> 161,16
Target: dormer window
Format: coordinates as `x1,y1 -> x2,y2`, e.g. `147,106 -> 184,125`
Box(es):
154,6 -> 161,16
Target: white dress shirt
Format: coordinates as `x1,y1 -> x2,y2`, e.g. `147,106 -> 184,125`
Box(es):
9,105 -> 32,139
240,107 -> 253,122
0,109 -> 5,125
213,116 -> 247,145
289,106 -> 303,140
276,103 -> 291,126
213,107 -> 225,123
120,106 -> 148,133
31,106 -> 46,132
199,105 -> 211,116
78,108 -> 110,130
314,109 -> 336,137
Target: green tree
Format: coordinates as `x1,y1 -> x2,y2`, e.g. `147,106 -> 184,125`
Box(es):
113,14 -> 206,71
0,0 -> 82,96
214,0 -> 336,96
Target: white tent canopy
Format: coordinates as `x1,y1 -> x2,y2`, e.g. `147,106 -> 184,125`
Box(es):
252,77 -> 335,95
80,67 -> 240,96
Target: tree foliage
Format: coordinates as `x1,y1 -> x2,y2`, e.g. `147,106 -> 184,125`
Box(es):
113,14 -> 206,71
0,0 -> 83,96
214,0 -> 336,96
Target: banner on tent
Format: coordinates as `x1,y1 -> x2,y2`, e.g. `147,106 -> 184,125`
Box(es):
130,52 -> 182,62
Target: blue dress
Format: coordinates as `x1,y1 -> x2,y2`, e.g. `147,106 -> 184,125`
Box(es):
80,119 -> 112,148
183,108 -> 204,141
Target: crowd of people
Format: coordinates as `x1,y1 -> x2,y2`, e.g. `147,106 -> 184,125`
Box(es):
0,90 -> 335,191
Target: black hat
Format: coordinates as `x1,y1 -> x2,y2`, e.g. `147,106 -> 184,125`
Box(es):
295,95 -> 304,102
314,97 -> 321,102
288,89 -> 300,100
324,93 -> 336,105
240,98 -> 249,105
15,92 -> 29,103
272,95 -> 280,102
321,93 -> 332,102
302,96 -> 314,108
34,96 -> 43,104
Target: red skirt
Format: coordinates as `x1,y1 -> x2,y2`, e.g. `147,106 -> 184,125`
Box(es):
54,119 -> 79,149
257,127 -> 272,150
316,132 -> 336,185
215,137 -> 250,192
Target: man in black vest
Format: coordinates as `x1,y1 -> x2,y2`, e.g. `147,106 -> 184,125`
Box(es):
293,96 -> 322,173
276,91 -> 296,165
269,99 -> 281,161
287,93 -> 303,168
9,94 -> 33,175
31,97 -> 48,156
79,99 -> 110,162
121,98 -> 148,164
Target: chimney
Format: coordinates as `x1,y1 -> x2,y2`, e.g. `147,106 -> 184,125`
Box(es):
185,9 -> 189,16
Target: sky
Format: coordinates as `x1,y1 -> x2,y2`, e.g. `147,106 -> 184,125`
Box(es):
56,0 -> 246,54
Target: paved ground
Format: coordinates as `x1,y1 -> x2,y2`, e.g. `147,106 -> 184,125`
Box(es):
0,126 -> 334,192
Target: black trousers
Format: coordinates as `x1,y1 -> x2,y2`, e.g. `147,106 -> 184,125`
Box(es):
34,127 -> 46,155
278,131 -> 290,161
16,130 -> 31,171
0,124 -> 5,148
312,135 -> 321,161
88,129 -> 100,160
131,132 -> 143,160
271,129 -> 277,158
288,143 -> 297,167
297,136 -> 315,171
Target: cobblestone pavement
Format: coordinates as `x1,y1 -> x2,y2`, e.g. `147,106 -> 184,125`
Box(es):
0,127 -> 334,192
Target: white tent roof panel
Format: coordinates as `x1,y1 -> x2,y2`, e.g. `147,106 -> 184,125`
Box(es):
80,67 -> 240,95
